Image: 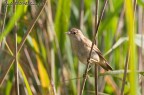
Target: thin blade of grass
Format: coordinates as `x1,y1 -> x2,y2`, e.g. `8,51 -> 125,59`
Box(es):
104,37 -> 128,56
18,63 -> 33,95
97,70 -> 144,76
0,58 -> 14,86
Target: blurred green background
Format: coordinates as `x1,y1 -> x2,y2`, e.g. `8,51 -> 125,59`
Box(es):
0,0 -> 144,95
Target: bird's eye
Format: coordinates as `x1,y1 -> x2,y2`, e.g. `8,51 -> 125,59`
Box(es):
70,29 -> 78,35
73,32 -> 76,34
73,30 -> 78,35
70,31 -> 76,35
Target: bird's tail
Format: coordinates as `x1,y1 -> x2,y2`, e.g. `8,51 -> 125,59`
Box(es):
98,61 -> 113,71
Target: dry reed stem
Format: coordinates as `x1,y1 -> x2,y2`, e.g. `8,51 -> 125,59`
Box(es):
94,0 -> 99,95
80,0 -> 108,95
13,0 -> 19,94
121,50 -> 130,95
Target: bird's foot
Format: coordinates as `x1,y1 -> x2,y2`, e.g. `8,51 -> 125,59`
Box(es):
83,73 -> 88,78
88,65 -> 92,71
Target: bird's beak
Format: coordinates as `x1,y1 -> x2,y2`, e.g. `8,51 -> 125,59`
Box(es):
66,31 -> 71,35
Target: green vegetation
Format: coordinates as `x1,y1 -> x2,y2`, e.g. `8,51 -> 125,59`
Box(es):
0,0 -> 144,95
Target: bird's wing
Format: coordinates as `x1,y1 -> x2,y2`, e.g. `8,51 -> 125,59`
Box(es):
83,37 -> 106,61
93,45 -> 107,61
83,37 -> 113,71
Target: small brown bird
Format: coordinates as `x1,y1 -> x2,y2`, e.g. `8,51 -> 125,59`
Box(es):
66,28 -> 112,71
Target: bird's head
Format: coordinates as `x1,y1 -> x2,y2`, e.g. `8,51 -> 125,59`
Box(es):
66,28 -> 84,41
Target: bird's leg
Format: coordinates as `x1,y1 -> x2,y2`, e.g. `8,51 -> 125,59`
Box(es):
83,58 -> 95,78
83,58 -> 98,78
84,58 -> 98,75
88,65 -> 92,71
84,59 -> 98,76
89,58 -> 98,63
83,64 -> 92,78
83,73 -> 88,78
83,58 -> 90,78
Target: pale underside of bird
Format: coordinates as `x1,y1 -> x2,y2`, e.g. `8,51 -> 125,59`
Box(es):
67,28 -> 112,71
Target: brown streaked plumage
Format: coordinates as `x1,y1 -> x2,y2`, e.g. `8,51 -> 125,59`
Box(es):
66,28 -> 112,71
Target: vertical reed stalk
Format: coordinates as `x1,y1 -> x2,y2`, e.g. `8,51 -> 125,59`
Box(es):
13,0 -> 19,94
94,0 -> 99,95
78,0 -> 84,94
125,0 -> 138,95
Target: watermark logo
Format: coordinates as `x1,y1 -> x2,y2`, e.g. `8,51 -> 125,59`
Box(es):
4,1 -> 44,6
